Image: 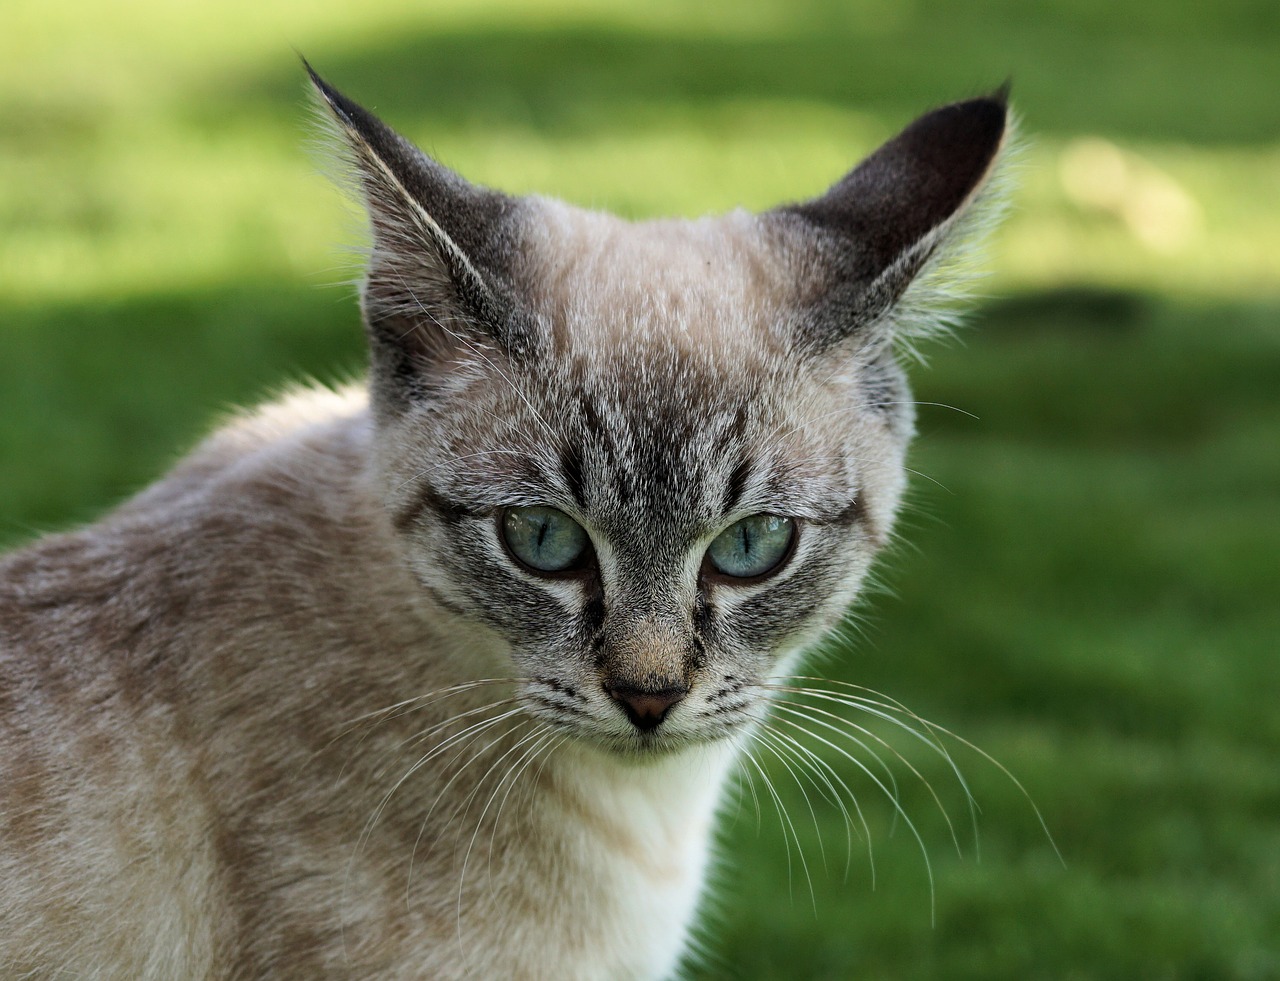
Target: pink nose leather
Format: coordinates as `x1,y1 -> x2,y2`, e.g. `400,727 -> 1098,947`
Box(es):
605,683 -> 687,732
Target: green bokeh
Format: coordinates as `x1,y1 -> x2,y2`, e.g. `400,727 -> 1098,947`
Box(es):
2,1 -> 1277,977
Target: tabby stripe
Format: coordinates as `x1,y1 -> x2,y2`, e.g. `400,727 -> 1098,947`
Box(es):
559,442 -> 588,509
392,482 -> 482,531
822,495 -> 866,528
722,456 -> 754,515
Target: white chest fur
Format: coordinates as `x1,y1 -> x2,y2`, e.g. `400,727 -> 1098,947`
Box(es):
445,740 -> 740,981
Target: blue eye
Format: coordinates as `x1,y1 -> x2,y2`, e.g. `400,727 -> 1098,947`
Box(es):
706,514 -> 796,580
501,506 -> 590,574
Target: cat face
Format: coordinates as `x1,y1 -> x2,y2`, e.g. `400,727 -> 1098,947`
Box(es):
374,207 -> 913,753
308,65 -> 1006,755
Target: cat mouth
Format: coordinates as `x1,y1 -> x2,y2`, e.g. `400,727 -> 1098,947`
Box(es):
518,679 -> 752,754
585,712 -> 751,758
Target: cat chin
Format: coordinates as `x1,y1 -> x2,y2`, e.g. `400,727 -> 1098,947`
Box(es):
564,722 -> 744,763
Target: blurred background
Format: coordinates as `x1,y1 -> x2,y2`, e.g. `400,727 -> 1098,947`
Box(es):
2,1 -> 1277,977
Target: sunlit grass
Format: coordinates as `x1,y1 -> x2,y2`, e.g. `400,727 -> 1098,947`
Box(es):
4,104 -> 1277,304
3,0 -> 1278,303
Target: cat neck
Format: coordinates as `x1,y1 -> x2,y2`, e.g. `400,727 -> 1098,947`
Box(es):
494,735 -> 740,980
545,735 -> 741,840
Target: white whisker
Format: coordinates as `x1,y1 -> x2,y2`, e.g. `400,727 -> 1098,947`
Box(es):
766,693 -> 906,809
483,729 -> 562,894
455,723 -> 555,923
760,723 -> 870,885
407,717 -> 535,884
362,697 -> 524,786
358,707 -> 524,879
740,744 -> 817,912
766,697 -> 963,859
754,728 -> 830,879
339,678 -> 518,733
782,676 -> 986,843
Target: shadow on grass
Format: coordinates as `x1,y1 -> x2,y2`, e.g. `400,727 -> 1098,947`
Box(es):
915,288 -> 1280,451
0,283 -> 364,546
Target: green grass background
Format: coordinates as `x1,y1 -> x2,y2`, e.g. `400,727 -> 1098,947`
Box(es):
2,1 -> 1278,977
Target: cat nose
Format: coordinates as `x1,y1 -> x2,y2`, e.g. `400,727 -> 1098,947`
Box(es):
604,682 -> 688,732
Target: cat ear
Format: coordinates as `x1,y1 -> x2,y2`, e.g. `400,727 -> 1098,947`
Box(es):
306,63 -> 535,409
776,88 -> 1011,354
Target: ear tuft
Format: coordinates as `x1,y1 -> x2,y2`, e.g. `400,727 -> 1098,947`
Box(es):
302,56 -> 356,129
304,62 -> 535,415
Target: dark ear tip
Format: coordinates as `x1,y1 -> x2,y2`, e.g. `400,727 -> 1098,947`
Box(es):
928,88 -> 1009,150
299,57 -> 356,127
925,82 -> 1011,139
298,54 -> 325,95
950,88 -> 1009,127
964,81 -> 1012,142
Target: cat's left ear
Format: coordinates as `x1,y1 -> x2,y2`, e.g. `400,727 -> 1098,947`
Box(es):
775,88 -> 1010,353
306,62 -> 537,414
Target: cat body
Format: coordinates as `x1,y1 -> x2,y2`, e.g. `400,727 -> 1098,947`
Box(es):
0,389 -> 736,978
0,67 -> 1008,979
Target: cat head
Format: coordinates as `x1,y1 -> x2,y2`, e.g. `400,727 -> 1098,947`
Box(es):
310,64 -> 1009,756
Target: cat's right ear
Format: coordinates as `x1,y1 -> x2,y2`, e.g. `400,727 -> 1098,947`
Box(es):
306,63 -> 535,411
774,89 -> 1011,356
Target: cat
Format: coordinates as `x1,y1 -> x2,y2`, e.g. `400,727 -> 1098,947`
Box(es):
0,64 -> 1009,980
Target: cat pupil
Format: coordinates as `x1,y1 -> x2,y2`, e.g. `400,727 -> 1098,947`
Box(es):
707,514 -> 795,579
502,506 -> 588,573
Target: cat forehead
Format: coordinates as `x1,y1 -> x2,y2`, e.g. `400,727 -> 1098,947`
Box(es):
436,198 -> 870,476
435,331 -> 865,520
514,198 -> 819,355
